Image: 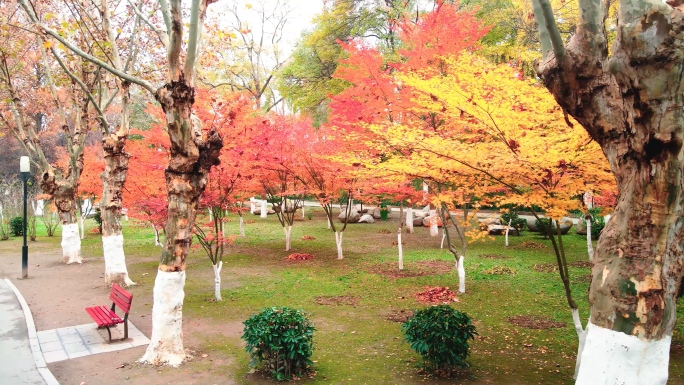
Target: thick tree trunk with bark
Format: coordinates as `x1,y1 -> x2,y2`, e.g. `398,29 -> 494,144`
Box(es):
535,1 -> 684,382
140,80 -> 222,367
100,129 -> 135,286
46,180 -> 82,264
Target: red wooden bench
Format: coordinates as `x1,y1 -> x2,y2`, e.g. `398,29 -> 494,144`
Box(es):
85,284 -> 133,342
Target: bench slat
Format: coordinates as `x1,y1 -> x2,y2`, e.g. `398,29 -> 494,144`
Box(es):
110,284 -> 133,313
85,305 -> 122,327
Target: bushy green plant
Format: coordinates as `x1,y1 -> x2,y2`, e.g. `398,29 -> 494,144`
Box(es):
402,305 -> 477,374
588,208 -> 606,240
242,307 -> 315,381
534,218 -> 556,238
93,208 -> 103,233
9,216 -> 24,236
500,212 -> 526,235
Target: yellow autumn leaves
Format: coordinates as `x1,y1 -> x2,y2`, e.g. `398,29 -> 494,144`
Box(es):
359,53 -> 615,219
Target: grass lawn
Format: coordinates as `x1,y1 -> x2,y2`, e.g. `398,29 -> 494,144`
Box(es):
11,209 -> 684,384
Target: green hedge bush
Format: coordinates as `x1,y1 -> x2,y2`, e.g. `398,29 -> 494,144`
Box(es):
403,305 -> 477,374
242,307 -> 315,381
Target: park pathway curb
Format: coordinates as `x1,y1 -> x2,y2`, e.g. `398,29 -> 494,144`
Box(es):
4,278 -> 60,385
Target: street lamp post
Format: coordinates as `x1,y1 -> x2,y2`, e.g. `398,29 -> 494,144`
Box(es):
20,156 -> 30,279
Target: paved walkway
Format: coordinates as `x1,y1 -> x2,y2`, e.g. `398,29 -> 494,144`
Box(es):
38,322 -> 149,363
0,279 -> 51,384
0,278 -> 150,385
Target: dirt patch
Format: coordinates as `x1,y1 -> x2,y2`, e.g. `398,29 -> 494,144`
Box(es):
386,309 -> 414,323
314,295 -> 360,306
285,253 -> 315,261
483,266 -> 516,275
479,254 -> 509,259
415,286 -> 457,304
301,235 -> 316,240
368,260 -> 453,279
508,315 -> 566,329
514,241 -> 547,249
569,261 -> 592,268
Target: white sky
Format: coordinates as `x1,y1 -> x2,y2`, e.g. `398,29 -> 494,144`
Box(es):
282,0 -> 324,54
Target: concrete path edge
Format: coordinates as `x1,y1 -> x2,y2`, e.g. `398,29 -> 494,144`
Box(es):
4,279 -> 59,385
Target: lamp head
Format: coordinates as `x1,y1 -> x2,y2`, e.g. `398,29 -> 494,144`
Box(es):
20,156 -> 30,173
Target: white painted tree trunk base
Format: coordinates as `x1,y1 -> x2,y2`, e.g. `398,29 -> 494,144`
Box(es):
239,217 -> 245,237
457,256 -> 465,293
586,219 -> 594,262
102,235 -> 135,287
575,322 -> 670,385
397,231 -> 403,270
61,223 -> 82,264
406,208 -> 414,233
334,231 -> 344,259
140,270 -> 186,367
213,262 -> 222,301
572,308 -> 587,380
440,231 -> 446,249
79,217 -> 85,240
505,218 -> 512,247
260,201 -> 267,218
284,226 -> 292,251
152,225 -> 162,247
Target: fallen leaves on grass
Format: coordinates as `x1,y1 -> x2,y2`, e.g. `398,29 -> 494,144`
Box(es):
569,261 -> 592,268
314,295 -> 359,306
386,309 -> 414,323
285,253 -> 315,261
483,266 -> 516,275
301,235 -> 316,240
532,263 -> 558,273
479,253 -> 509,259
514,241 -> 547,249
378,229 -> 392,234
415,287 -> 458,304
508,315 -> 566,329
368,260 -> 452,279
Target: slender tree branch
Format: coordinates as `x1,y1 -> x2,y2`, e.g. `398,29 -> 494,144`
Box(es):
538,0 -> 566,59
17,0 -> 155,94
126,0 -> 169,49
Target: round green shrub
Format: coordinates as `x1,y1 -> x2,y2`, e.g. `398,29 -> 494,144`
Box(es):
534,218 -> 555,238
402,305 -> 477,374
500,212 -> 526,235
242,307 -> 315,381
9,216 -> 24,236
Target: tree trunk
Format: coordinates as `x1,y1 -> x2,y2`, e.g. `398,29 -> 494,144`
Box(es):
260,200 -> 267,218
284,225 -> 292,251
100,130 -> 135,287
54,194 -> 81,264
79,215 -> 85,239
239,216 -> 245,237
406,208 -> 414,233
334,231 -> 344,260
535,3 -> 684,382
457,255 -> 465,293
572,308 -> 587,380
397,231 -> 404,270
212,261 -> 222,301
140,82 -> 222,367
586,218 -> 594,262
505,218 -> 512,247
153,224 -> 162,246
